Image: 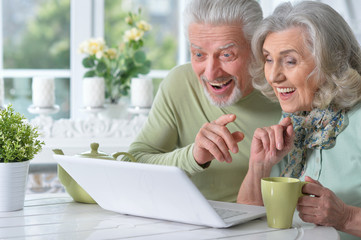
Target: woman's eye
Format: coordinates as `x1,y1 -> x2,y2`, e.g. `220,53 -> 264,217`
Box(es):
284,57 -> 296,65
223,53 -> 230,57
265,57 -> 272,63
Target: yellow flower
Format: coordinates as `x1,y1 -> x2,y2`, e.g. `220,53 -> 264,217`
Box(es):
79,38 -> 105,59
123,28 -> 144,42
78,41 -> 89,54
105,48 -> 117,60
137,20 -> 151,31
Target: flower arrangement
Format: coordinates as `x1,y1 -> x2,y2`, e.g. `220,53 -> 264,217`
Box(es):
79,9 -> 152,103
0,105 -> 44,163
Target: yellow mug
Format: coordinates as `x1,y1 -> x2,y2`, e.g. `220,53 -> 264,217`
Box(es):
261,177 -> 308,229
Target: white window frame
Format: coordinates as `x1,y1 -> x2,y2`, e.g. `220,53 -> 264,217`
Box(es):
71,0 -> 98,119
0,0 -> 2,72
0,0 -> 187,119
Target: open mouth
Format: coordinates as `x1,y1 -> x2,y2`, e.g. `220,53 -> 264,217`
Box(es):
277,87 -> 296,95
209,79 -> 233,90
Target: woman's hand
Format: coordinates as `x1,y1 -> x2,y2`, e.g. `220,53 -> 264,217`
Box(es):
250,117 -> 294,168
237,117 -> 294,205
298,176 -> 361,237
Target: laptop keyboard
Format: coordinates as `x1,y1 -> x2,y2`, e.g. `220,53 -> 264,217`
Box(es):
214,208 -> 246,219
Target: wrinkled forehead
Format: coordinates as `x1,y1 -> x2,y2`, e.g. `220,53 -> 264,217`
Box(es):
188,23 -> 248,48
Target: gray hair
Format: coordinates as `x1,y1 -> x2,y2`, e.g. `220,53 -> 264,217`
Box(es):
183,0 -> 263,44
251,1 -> 361,110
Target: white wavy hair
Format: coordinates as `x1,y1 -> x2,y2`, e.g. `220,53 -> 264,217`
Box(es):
251,1 -> 361,110
183,0 -> 263,44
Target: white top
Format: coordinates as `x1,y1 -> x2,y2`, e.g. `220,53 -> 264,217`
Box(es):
0,193 -> 339,240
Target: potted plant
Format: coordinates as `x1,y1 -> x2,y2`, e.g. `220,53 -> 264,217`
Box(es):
0,105 -> 44,211
78,9 -> 152,105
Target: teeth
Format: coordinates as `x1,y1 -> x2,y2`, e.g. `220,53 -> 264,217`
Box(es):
210,80 -> 231,87
277,87 -> 295,93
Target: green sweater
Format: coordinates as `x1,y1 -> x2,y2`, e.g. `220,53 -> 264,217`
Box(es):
127,63 -> 282,202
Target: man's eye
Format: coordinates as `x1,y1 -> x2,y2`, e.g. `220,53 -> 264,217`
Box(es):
220,52 -> 235,61
192,52 -> 205,62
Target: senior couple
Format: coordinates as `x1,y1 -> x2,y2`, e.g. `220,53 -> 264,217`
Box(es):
124,0 -> 361,238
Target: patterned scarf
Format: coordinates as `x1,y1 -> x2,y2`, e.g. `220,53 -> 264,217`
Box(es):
281,105 -> 348,178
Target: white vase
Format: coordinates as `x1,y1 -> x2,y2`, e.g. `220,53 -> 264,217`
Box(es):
131,77 -> 154,108
32,77 -> 55,107
99,97 -> 129,119
0,161 -> 30,211
82,77 -> 105,108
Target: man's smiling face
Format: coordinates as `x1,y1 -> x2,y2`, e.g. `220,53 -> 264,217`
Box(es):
189,23 -> 253,107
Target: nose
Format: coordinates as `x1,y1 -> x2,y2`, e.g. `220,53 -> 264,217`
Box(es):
203,57 -> 222,81
267,62 -> 285,83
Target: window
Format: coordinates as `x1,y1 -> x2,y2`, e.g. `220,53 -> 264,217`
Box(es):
105,0 -> 178,70
0,0 -> 187,119
3,0 -> 359,120
104,0 -> 188,94
1,0 -> 71,119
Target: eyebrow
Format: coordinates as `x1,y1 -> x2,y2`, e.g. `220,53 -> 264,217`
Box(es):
219,43 -> 235,50
191,43 -> 235,50
191,43 -> 201,49
263,48 -> 298,55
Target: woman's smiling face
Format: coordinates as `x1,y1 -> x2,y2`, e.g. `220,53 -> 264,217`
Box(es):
263,27 -> 319,112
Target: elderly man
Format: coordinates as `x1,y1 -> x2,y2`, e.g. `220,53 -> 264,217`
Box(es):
125,0 -> 281,202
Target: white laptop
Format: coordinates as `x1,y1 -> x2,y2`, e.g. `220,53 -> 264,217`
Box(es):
54,155 -> 266,228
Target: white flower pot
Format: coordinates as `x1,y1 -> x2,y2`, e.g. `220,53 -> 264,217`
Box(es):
100,99 -> 129,119
32,77 -> 55,107
131,77 -> 154,108
82,77 -> 105,108
0,161 -> 30,211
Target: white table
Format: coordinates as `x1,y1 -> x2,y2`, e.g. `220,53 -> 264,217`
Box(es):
0,193 -> 339,240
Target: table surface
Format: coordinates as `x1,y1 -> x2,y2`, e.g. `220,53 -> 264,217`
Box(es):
0,193 -> 339,240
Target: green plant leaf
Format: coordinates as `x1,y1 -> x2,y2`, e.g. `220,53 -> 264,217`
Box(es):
144,60 -> 151,68
120,85 -> 130,95
138,65 -> 151,74
82,57 -> 95,68
134,51 -> 146,63
0,105 -> 44,163
96,61 -> 107,74
84,70 -> 96,78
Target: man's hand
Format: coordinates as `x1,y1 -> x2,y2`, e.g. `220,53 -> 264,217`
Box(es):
193,114 -> 244,166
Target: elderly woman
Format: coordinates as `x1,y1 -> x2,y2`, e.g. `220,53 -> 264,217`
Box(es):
237,1 -> 361,239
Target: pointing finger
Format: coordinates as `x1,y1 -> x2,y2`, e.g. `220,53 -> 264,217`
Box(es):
213,114 -> 236,126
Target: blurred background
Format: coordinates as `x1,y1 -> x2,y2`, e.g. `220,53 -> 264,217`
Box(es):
0,0 -> 360,120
